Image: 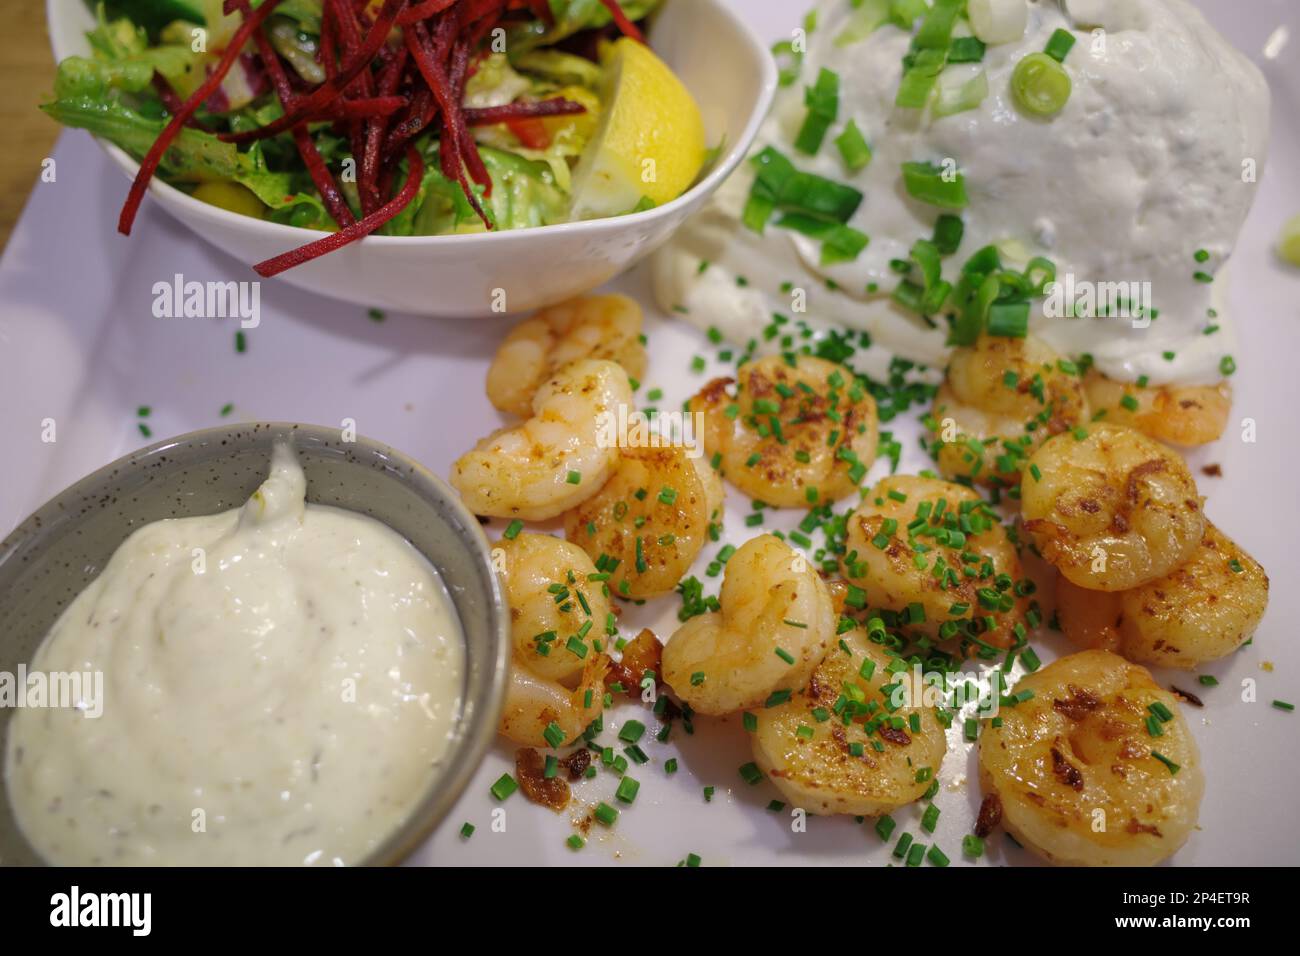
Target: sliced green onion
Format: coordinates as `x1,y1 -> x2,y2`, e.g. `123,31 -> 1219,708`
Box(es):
987,300 -> 1029,338
895,48 -> 947,109
615,776 -> 640,804
1150,751 -> 1180,775
948,35 -> 986,63
933,214 -> 964,255
775,213 -> 870,266
968,0 -> 1028,45
796,68 -> 839,155
902,161 -> 968,209
489,773 -> 518,801
1044,28 -> 1076,63
915,0 -> 964,49
834,119 -> 873,172
834,0 -> 890,47
1011,52 -> 1071,117
932,69 -> 988,118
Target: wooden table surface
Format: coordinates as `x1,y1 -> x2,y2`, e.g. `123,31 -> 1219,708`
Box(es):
0,4 -> 59,252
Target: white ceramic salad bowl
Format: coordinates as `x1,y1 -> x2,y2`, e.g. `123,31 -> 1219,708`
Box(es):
46,0 -> 776,316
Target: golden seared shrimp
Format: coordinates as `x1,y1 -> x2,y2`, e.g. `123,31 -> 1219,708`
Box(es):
751,626 -> 948,816
978,650 -> 1204,866
1083,370 -> 1231,447
688,355 -> 878,508
1056,522 -> 1268,669
495,532 -> 614,747
496,532 -> 612,683
562,445 -> 724,600
930,335 -> 1088,486
485,294 -> 647,418
452,359 -> 633,521
844,475 -> 1029,650
1020,423 -> 1204,591
499,651 -> 611,748
661,534 -> 834,715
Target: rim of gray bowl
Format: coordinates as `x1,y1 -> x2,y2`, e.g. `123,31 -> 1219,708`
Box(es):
0,422 -> 510,866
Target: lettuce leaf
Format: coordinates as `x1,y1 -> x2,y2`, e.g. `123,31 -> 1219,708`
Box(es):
42,93 -> 330,228
510,0 -> 663,53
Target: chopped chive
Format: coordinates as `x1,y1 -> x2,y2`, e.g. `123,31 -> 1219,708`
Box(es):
615,776 -> 640,804
1150,751 -> 1180,775
489,773 -> 518,801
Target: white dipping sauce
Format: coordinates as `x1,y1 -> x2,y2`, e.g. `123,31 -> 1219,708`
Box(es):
656,0 -> 1269,385
4,444 -> 465,866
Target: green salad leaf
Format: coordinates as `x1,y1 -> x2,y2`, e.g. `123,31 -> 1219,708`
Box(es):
42,93 -> 331,227
510,0 -> 663,53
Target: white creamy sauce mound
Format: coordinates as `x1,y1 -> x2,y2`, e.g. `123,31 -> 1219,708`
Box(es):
655,0 -> 1268,385
4,444 -> 465,866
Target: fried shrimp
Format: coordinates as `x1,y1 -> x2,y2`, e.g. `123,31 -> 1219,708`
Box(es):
563,444 -> 724,600
978,650 -> 1204,866
1055,522 -> 1268,669
452,358 -> 633,521
485,294 -> 647,418
751,626 -> 948,816
499,651 -> 611,748
661,534 -> 834,715
929,334 -> 1088,486
1083,370 -> 1231,447
844,475 -> 1029,650
1020,424 -> 1205,591
688,355 -> 879,508
494,532 -> 613,747
495,532 -> 612,683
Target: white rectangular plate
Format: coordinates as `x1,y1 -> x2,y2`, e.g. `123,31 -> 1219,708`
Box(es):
1,0 -> 1297,866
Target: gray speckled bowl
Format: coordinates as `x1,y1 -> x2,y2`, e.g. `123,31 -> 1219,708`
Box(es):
0,423 -> 509,866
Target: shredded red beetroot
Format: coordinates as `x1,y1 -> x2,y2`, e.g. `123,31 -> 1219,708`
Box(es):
118,0 -> 284,235
463,97 -> 587,126
254,146 -> 424,277
151,75 -> 210,131
118,0 -> 634,273
397,0 -> 461,26
598,0 -> 645,43
232,0 -> 355,227
220,0 -> 407,145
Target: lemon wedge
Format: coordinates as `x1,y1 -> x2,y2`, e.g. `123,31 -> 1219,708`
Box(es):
569,38 -> 706,220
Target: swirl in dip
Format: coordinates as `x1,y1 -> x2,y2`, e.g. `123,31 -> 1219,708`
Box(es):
655,0 -> 1269,385
4,444 -> 464,865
